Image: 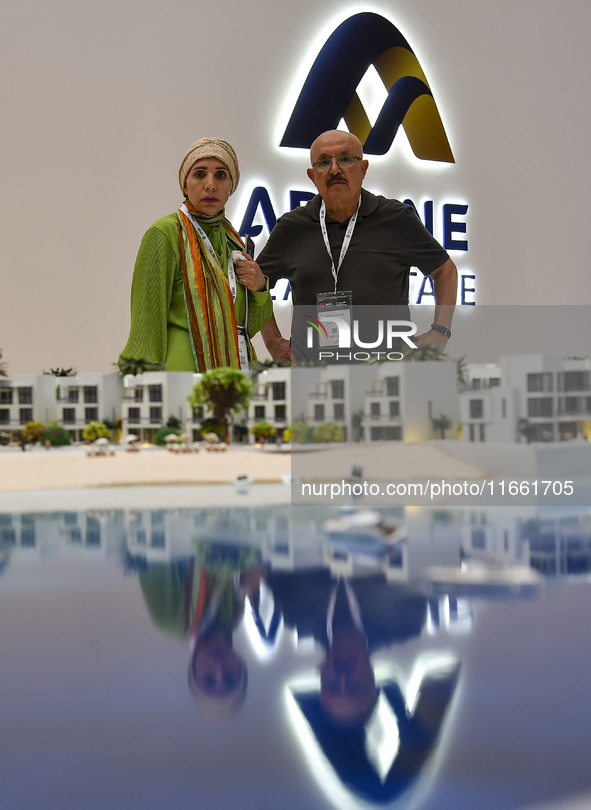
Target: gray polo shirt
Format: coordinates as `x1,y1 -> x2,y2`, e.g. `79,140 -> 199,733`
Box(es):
257,188 -> 449,307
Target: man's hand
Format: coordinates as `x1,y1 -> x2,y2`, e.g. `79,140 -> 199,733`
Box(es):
413,258 -> 457,356
266,336 -> 292,363
234,252 -> 267,292
261,315 -> 292,363
414,329 -> 449,354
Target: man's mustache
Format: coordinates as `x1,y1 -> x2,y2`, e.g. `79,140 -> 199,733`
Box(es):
327,174 -> 347,186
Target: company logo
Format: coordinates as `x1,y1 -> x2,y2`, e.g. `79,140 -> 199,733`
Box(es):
303,315 -> 419,362
281,12 -> 454,161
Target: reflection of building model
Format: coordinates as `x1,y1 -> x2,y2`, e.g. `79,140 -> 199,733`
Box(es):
2,507 -> 591,579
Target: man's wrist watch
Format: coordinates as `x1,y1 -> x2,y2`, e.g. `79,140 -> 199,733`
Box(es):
431,322 -> 452,338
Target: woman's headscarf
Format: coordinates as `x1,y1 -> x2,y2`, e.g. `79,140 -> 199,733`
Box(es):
179,137 -> 240,195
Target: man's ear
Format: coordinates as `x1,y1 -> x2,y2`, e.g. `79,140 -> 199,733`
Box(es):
361,160 -> 369,179
306,168 -> 317,188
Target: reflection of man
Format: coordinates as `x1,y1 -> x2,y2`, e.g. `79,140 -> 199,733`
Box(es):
320,624 -> 378,726
318,575 -> 423,726
269,569 -> 427,727
259,130 -> 457,362
270,570 -> 459,803
294,665 -> 460,805
138,543 -> 262,717
268,569 -> 426,647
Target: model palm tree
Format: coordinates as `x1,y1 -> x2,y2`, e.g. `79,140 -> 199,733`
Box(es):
116,357 -> 164,376
44,367 -> 77,377
249,359 -> 290,375
432,414 -> 452,439
517,418 -> 535,444
351,409 -> 365,441
455,355 -> 468,389
404,343 -> 448,362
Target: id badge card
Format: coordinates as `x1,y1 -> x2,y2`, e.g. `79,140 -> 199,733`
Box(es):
316,291 -> 353,348
237,325 -> 249,371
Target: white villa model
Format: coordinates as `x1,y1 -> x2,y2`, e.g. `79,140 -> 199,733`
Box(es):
460,355 -> 591,443
1,354 -> 589,444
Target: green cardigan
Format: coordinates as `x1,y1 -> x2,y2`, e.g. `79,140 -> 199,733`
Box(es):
119,213 -> 273,372
139,543 -> 259,641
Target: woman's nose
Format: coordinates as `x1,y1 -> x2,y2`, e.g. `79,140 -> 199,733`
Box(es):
204,172 -> 217,190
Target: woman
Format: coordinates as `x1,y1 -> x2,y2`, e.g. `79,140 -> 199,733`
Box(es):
119,138 -> 272,373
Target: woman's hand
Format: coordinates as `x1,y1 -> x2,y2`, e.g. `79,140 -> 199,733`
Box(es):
234,252 -> 267,292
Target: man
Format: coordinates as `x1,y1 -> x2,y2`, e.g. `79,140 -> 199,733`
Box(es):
258,130 -> 457,361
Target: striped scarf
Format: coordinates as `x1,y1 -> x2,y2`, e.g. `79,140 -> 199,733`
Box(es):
177,203 -> 244,371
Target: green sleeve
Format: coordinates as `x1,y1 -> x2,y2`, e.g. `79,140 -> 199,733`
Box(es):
119,227 -> 177,370
246,277 -> 273,339
139,562 -> 192,640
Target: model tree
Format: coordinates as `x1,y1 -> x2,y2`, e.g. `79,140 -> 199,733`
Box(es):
22,421 -> 46,444
189,368 -> 252,444
289,420 -> 314,444
313,421 -> 345,443
250,420 -> 276,443
432,414 -> 452,439
82,421 -> 111,442
40,426 -> 71,446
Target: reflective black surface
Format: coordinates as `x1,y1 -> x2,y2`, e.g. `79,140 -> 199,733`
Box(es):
1,501 -> 591,809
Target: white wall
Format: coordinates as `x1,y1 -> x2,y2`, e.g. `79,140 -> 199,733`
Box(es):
1,0 -> 589,373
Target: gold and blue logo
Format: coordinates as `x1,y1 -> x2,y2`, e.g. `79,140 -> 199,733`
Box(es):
281,12 -> 454,162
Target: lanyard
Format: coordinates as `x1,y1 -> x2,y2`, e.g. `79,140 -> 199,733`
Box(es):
326,578 -> 365,645
319,195 -> 361,292
180,203 -> 248,324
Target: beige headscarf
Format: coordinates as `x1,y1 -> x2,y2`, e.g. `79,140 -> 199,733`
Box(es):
179,137 -> 240,196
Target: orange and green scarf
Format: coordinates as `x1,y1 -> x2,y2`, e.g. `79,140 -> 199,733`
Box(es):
177,203 -> 245,372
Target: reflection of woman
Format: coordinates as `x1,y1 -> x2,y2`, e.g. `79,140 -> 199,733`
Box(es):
139,542 -> 262,717
119,138 -> 272,372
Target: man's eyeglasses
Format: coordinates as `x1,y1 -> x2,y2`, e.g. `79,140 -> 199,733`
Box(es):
311,156 -> 362,173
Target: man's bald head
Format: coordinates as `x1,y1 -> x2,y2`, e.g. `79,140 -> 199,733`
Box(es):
307,130 -> 369,221
310,130 -> 364,164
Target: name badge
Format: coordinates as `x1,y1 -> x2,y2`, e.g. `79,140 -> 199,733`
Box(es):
317,291 -> 353,348
237,325 -> 249,371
